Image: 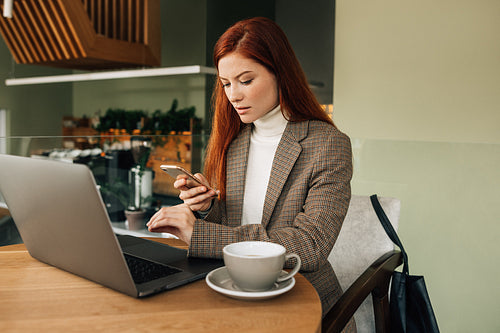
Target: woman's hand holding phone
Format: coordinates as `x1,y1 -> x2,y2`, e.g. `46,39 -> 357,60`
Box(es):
174,172 -> 218,212
160,165 -> 218,212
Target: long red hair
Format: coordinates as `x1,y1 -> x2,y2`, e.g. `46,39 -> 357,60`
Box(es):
204,17 -> 334,199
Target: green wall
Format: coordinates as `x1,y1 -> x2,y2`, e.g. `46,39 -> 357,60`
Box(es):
334,0 -> 500,144
0,45 -> 72,137
334,1 -> 500,332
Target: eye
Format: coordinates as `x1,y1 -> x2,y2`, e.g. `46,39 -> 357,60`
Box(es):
221,82 -> 230,88
241,79 -> 253,86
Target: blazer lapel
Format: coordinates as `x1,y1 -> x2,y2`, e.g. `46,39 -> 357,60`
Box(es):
226,125 -> 251,227
261,121 -> 309,227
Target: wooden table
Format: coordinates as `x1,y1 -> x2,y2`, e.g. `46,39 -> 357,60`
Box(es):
0,238 -> 322,332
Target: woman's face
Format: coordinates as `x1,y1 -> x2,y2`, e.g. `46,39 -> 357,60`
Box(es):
218,52 -> 279,124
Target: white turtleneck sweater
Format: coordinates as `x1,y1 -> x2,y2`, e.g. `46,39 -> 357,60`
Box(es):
241,105 -> 288,225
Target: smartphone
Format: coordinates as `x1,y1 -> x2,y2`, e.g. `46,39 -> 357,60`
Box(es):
160,165 -> 214,191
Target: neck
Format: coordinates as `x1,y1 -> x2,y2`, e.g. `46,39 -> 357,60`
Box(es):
253,105 -> 288,137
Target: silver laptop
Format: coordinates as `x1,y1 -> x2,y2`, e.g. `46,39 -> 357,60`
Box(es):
0,154 -> 222,297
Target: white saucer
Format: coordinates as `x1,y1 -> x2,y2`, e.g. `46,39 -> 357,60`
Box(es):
205,266 -> 295,301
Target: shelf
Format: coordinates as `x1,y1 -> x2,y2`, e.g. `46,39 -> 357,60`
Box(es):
5,65 -> 217,86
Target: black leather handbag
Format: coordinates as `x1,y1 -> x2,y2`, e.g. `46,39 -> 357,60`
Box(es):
370,194 -> 440,333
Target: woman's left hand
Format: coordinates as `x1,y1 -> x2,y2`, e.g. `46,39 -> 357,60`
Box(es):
146,204 -> 195,245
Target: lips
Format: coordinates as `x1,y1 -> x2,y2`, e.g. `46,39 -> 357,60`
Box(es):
235,106 -> 250,114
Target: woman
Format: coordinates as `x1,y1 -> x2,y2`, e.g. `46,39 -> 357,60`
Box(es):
147,17 -> 353,326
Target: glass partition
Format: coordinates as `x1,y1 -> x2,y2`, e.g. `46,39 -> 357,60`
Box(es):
0,134 -> 209,241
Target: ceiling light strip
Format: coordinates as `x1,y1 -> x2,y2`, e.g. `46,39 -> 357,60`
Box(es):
5,65 -> 217,86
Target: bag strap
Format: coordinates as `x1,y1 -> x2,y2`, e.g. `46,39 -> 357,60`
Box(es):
370,194 -> 409,274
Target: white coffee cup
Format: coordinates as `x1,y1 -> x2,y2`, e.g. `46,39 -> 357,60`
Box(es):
223,241 -> 301,292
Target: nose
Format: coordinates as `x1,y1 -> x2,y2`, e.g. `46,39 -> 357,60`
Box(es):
227,85 -> 243,104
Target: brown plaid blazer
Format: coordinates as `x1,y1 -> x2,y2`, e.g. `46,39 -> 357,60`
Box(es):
189,119 -> 353,316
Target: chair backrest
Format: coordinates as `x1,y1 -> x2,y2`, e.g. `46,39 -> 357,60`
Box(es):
328,195 -> 401,333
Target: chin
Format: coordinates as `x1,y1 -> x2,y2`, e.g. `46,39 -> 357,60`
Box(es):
238,115 -> 255,124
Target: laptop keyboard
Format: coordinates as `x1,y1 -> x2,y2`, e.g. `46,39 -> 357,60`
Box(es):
124,253 -> 182,284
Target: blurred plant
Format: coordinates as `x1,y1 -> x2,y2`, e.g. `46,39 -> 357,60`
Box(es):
94,109 -> 147,134
93,99 -> 198,139
142,100 -> 198,147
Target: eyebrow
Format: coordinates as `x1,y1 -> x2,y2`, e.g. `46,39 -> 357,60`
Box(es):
218,70 -> 253,81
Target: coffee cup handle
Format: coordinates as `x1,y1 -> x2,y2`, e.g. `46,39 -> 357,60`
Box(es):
276,253 -> 301,283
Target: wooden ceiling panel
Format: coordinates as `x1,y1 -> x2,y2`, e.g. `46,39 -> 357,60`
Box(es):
0,0 -> 160,70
